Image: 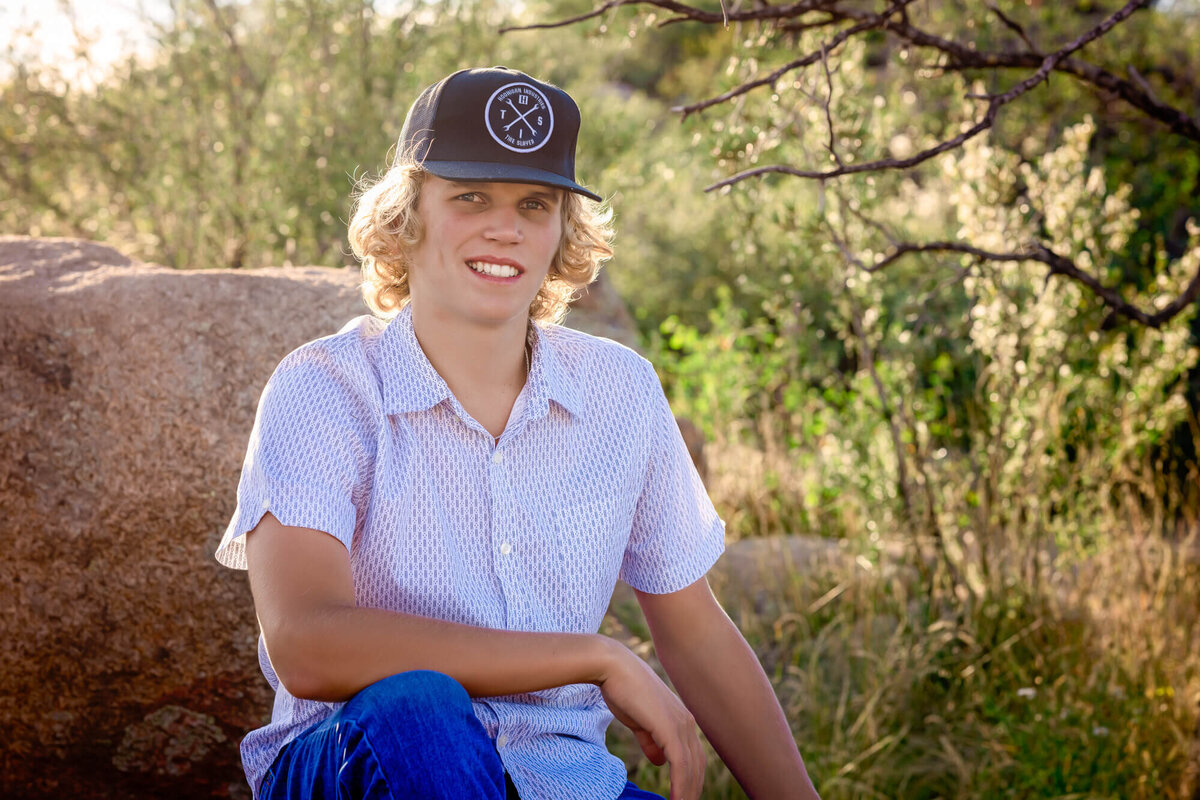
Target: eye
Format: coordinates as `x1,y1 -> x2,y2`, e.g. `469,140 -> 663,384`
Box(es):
455,192 -> 483,203
520,198 -> 549,211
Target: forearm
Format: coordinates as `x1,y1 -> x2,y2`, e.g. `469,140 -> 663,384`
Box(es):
654,611 -> 821,799
272,604 -> 615,703
248,515 -> 619,704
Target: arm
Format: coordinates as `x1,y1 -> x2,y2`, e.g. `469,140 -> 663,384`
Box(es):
247,512 -> 707,800
635,577 -> 822,800
246,511 -> 609,701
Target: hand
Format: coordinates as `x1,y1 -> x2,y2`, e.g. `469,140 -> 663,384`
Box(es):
594,639 -> 705,800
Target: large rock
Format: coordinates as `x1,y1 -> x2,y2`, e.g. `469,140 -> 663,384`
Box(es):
0,236 -> 649,797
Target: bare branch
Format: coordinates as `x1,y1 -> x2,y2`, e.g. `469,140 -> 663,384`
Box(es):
706,115 -> 992,189
672,2 -> 912,117
506,0 -> 848,33
517,0 -> 1197,143
860,240 -> 1200,329
844,203 -> 901,249
844,2 -> 1199,141
521,0 -> 1198,332
819,44 -> 843,169
924,54 -> 1200,142
1033,243 -> 1200,329
863,241 -> 1034,274
778,11 -> 837,35
706,0 -> 1154,190
984,1 -> 1037,52
499,0 -> 629,33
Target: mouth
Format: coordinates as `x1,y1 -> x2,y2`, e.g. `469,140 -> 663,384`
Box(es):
466,258 -> 524,279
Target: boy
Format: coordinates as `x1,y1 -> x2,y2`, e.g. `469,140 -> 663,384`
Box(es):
216,66 -> 820,800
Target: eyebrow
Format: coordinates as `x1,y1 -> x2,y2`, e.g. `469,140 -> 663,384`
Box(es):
447,181 -> 561,202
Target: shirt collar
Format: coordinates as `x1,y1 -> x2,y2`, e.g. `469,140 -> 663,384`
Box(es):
527,318 -> 583,421
378,304 -> 583,420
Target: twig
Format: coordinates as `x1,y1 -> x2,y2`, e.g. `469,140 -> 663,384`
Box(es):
860,240 -> 1200,329
827,216 -> 961,587
707,0 -> 1154,190
985,1 -> 1037,52
499,0 -> 628,33
819,44 -> 844,169
513,0 -> 1197,142
506,0 -> 845,33
672,1 -> 914,117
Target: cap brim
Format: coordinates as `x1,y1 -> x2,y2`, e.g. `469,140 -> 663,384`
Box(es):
422,160 -> 602,202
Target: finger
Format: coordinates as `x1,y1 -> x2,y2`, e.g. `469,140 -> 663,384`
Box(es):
664,739 -> 695,800
685,737 -> 705,800
667,757 -> 685,800
682,726 -> 703,797
690,735 -> 706,800
635,729 -> 666,766
663,723 -> 700,800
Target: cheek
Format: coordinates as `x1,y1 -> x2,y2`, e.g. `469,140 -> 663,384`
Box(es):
541,219 -> 565,256
421,214 -> 470,258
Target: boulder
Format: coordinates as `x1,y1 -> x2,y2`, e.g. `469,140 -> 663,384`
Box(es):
0,236 -> 693,797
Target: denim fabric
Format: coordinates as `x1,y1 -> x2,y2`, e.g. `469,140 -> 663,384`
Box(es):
259,671 -> 665,800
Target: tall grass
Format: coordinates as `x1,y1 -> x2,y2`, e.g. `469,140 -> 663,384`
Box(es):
606,431 -> 1200,799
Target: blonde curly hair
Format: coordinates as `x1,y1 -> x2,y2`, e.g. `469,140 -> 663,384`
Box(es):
348,156 -> 614,325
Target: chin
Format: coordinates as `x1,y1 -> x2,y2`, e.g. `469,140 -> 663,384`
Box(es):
459,304 -> 532,327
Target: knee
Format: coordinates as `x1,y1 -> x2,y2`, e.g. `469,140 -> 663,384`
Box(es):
344,670 -> 472,723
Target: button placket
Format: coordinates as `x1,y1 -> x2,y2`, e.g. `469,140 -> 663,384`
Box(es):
488,444 -> 525,630
490,447 -> 504,555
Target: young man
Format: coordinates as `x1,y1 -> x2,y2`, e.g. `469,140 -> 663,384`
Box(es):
216,67 -> 821,800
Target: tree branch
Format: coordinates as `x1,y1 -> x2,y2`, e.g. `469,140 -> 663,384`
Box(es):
499,0 -> 631,33
985,1 -> 1037,51
516,0 -> 1199,331
671,5 -> 906,117
927,55 -> 1200,142
706,0 -> 1154,190
531,0 -> 1196,144
861,240 -> 1200,329
504,0 -> 847,33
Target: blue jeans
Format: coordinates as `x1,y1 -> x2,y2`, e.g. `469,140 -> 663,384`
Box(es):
260,670 -> 665,800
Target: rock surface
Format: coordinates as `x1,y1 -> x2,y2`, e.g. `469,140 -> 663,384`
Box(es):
0,236 -> 713,797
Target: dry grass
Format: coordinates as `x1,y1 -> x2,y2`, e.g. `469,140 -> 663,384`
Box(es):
606,438 -> 1200,799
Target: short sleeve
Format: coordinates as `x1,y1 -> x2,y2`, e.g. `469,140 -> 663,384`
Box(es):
214,344 -> 375,570
619,358 -> 725,593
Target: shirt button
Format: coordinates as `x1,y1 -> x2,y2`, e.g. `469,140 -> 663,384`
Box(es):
496,733 -> 508,748
492,450 -> 504,464
500,542 -> 512,555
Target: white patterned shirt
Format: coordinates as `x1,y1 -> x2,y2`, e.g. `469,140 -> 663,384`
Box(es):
215,303 -> 726,800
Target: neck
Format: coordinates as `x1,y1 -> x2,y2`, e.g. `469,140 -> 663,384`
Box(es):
408,303 -> 530,399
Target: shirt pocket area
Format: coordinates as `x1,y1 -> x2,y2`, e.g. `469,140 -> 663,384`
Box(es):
550,494 -> 631,632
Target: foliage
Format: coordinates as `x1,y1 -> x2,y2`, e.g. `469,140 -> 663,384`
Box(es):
631,11 -> 1200,794
608,532 -> 1200,799
2,0 -> 568,267
6,1 -> 1200,797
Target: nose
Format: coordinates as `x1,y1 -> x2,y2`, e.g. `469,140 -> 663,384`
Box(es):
483,207 -> 523,243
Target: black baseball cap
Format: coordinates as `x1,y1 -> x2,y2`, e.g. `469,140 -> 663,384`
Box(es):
398,66 -> 602,202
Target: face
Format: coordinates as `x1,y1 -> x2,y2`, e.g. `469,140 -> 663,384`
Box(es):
407,175 -> 563,329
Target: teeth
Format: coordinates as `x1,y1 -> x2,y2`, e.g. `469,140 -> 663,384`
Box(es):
468,261 -> 519,278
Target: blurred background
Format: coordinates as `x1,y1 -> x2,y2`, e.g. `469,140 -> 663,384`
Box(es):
4,0 -> 1200,797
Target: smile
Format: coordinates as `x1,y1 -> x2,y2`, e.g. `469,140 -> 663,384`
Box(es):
467,260 -> 521,279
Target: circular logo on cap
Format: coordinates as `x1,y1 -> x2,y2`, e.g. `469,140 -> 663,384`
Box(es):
484,82 -> 555,153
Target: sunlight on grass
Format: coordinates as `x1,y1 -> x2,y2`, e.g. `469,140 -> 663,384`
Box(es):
609,439 -> 1200,799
